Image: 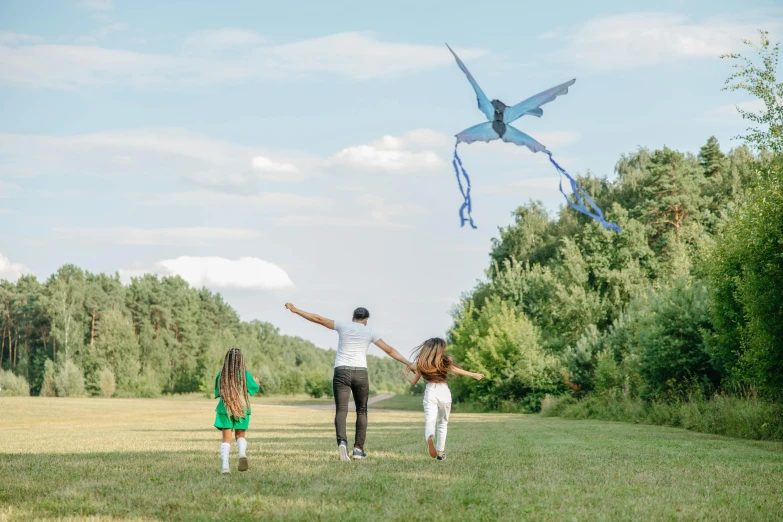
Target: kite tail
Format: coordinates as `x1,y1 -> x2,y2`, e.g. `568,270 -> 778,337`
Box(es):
548,154 -> 621,233
453,143 -> 477,229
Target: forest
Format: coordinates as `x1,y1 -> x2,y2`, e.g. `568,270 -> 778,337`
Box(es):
0,268 -> 409,398
443,32 -> 783,438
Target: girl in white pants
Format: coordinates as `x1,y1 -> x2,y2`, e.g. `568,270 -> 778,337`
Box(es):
403,338 -> 483,460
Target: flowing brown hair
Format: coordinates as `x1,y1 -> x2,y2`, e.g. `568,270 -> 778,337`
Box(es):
219,348 -> 249,419
411,337 -> 452,382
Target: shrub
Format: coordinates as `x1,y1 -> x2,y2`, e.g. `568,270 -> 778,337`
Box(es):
99,368 -> 116,398
54,360 -> 86,397
39,359 -> 56,397
0,370 -> 30,396
305,372 -> 332,398
550,391 -> 783,441
449,297 -> 562,410
635,280 -> 716,399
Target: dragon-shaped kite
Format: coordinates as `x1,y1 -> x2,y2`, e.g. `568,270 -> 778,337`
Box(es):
447,44 -> 620,233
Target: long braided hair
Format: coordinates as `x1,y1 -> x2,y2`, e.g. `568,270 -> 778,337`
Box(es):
411,337 -> 452,383
219,348 -> 249,419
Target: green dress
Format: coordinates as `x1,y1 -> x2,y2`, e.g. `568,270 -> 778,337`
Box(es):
214,370 -> 259,430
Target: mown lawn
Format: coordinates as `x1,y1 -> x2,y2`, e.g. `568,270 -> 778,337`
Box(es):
1,397 -> 782,521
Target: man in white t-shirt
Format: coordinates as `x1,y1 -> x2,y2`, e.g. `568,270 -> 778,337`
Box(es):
285,303 -> 415,462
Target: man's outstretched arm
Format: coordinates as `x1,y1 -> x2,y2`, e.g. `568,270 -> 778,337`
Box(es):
375,339 -> 416,372
285,303 -> 335,330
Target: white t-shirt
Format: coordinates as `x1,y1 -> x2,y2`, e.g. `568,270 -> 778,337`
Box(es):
333,319 -> 381,368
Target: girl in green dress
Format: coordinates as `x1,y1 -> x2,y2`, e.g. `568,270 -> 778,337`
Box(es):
215,348 -> 260,474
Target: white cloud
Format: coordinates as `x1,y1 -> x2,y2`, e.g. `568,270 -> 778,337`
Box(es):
0,252 -> 32,282
0,31 -> 486,89
477,176 -> 562,196
278,193 -> 424,229
266,33 -> 485,80
120,256 -> 294,290
0,128 -> 312,190
182,29 -> 267,53
0,32 -> 43,45
551,12 -> 781,72
327,129 -> 450,174
139,190 -> 332,211
251,156 -> 302,181
703,99 -> 766,123
75,24 -> 129,45
57,227 -> 261,246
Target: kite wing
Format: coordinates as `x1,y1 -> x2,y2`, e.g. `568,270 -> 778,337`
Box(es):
446,43 -> 494,121
503,78 -> 576,124
502,125 -> 551,154
456,122 -> 499,145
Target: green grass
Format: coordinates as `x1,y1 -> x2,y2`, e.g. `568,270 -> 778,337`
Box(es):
1,397 -> 783,521
369,394 -> 423,411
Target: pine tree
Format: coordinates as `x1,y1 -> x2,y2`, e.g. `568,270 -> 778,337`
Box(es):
698,136 -> 727,179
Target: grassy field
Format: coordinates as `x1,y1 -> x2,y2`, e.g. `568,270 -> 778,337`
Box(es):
1,397 -> 783,521
369,394 -> 423,411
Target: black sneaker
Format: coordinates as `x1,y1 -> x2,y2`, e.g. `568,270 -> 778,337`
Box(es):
338,441 -> 350,462
352,448 -> 367,460
436,453 -> 447,461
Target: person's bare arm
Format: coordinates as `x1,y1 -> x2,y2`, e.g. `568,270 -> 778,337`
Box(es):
375,339 -> 416,371
451,364 -> 484,380
402,366 -> 421,386
284,303 -> 335,330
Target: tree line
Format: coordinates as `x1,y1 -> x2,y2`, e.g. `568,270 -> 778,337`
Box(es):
0,269 -> 409,397
444,32 -> 783,427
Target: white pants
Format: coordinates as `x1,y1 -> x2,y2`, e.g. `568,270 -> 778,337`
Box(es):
423,382 -> 452,452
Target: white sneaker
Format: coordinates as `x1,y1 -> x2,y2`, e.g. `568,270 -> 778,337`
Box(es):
221,465 -> 230,474
338,442 -> 350,462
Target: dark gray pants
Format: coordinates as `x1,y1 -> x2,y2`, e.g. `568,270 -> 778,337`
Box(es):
333,366 -> 369,450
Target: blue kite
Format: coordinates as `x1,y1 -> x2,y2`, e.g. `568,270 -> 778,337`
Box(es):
446,44 -> 620,233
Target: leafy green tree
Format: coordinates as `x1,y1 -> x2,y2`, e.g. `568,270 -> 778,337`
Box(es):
449,297 -> 561,410
94,308 -> 140,394
706,159 -> 783,398
722,31 -> 783,154
635,281 -> 716,399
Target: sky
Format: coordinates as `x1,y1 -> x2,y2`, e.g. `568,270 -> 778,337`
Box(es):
0,0 -> 780,357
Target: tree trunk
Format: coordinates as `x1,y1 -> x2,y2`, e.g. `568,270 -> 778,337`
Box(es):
11,328 -> 16,368
90,312 -> 97,347
65,311 -> 71,361
41,326 -> 48,355
1,326 -> 5,367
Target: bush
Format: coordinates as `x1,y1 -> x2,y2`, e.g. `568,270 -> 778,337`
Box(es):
278,369 -> 305,395
548,391 -> 783,441
305,372 -> 333,398
449,297 -> 562,410
0,370 -> 31,396
255,365 -> 279,395
39,359 -> 56,397
54,360 -> 86,397
706,158 -> 783,399
539,394 -> 576,417
635,280 -> 716,399
99,368 -> 116,398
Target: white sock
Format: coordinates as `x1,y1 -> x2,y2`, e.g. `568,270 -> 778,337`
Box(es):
220,442 -> 231,468
237,437 -> 247,458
